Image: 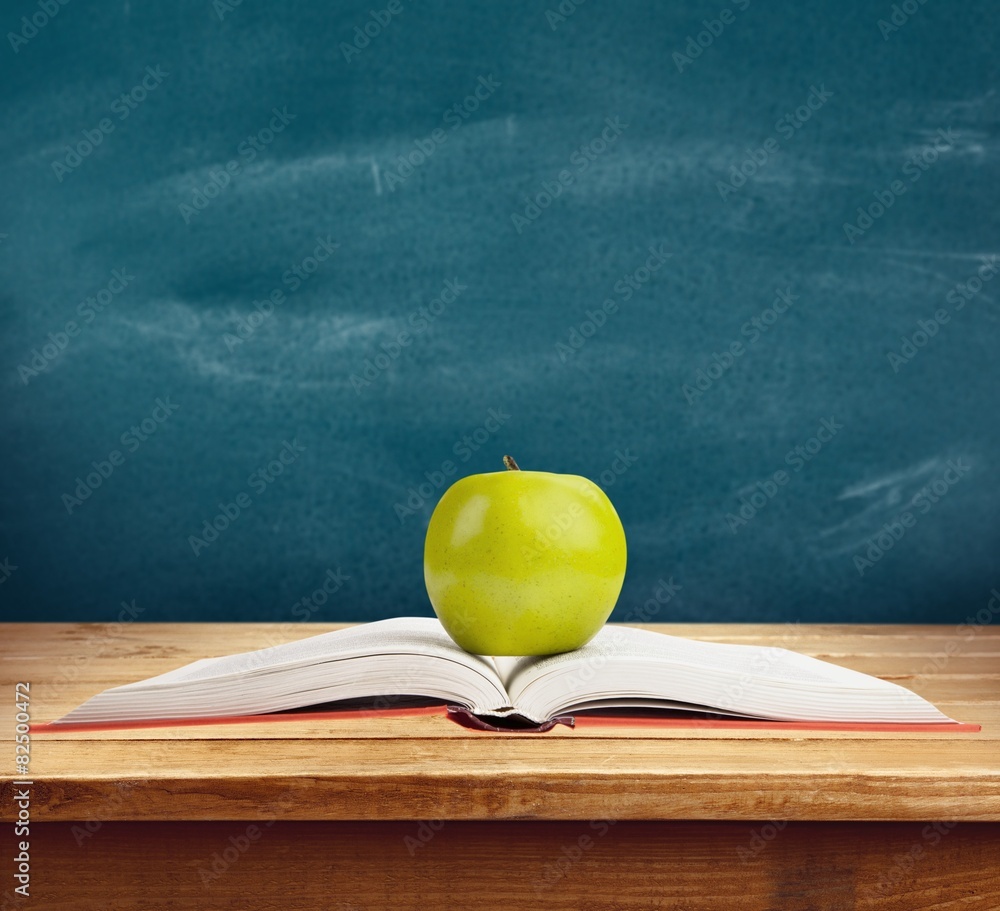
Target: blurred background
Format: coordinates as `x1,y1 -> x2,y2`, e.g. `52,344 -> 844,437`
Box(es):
0,0 -> 997,624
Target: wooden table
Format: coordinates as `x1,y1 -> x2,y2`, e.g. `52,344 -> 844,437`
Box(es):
2,622 -> 998,910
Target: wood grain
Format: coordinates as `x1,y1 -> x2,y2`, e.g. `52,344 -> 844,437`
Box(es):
15,736 -> 1000,822
7,820 -> 999,911
2,622 -> 998,910
1,622 -> 998,823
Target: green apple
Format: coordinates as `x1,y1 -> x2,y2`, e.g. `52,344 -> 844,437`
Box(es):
424,455 -> 627,656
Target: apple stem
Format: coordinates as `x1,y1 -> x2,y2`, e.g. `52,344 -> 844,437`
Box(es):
503,455 -> 520,471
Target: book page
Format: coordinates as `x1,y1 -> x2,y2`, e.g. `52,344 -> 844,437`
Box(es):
126,617 -> 494,685
55,618 -> 511,723
505,625 -> 952,723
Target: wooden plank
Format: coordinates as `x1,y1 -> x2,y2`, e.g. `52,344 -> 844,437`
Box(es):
10,820 -> 1000,911
11,737 -> 1000,822
5,621 -> 999,909
3,622 -> 999,825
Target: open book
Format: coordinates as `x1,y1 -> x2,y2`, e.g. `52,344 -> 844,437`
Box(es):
54,618 -> 956,730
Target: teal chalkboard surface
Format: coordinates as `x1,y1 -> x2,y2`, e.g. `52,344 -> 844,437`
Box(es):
0,1 -> 997,623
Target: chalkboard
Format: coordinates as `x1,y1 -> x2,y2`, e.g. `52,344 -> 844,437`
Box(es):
1,0 -> 998,625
